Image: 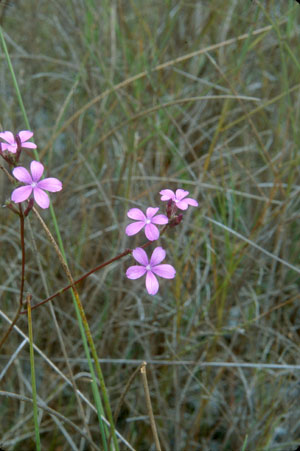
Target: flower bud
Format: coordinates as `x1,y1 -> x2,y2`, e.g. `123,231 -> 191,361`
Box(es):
15,134 -> 23,162
166,199 -> 177,218
169,214 -> 183,227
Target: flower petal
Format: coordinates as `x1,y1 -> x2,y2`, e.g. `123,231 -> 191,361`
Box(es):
127,208 -> 146,221
5,143 -> 17,153
160,189 -> 175,201
38,177 -> 62,192
176,200 -> 189,210
132,247 -> 149,266
11,185 -> 33,203
146,207 -> 159,219
150,247 -> 166,266
18,130 -> 33,142
151,214 -> 168,225
33,187 -> 50,209
30,161 -> 44,182
175,189 -> 189,200
145,271 -> 159,295
21,141 -> 37,149
184,197 -> 198,207
145,223 -> 159,241
126,221 -> 145,236
0,131 -> 15,144
12,167 -> 32,184
126,265 -> 147,279
151,264 -> 176,279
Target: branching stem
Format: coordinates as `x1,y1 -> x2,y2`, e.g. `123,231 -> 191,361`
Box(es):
21,224 -> 169,314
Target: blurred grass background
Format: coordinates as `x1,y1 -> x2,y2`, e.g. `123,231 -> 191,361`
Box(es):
1,0 -> 300,450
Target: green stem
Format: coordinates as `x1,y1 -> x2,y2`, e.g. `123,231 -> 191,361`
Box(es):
27,295 -> 41,451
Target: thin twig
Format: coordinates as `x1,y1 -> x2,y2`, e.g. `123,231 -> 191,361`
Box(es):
0,163 -> 15,182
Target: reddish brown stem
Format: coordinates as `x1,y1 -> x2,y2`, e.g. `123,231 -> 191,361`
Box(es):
18,205 -> 26,307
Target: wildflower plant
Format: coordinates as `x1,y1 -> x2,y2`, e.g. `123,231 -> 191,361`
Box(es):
0,127 -> 198,449
0,129 -> 198,312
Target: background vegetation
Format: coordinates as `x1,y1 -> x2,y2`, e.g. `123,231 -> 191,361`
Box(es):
1,1 -> 300,450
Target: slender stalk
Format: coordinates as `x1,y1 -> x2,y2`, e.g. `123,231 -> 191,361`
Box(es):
140,362 -> 161,451
27,294 -> 41,451
108,363 -> 143,449
18,205 -> 26,307
0,206 -> 26,350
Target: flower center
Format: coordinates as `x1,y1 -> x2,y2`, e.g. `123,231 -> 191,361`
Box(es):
145,219 -> 151,224
146,264 -> 151,271
31,182 -> 37,188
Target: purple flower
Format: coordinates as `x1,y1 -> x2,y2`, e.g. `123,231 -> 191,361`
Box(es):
126,207 -> 168,241
160,189 -> 198,210
0,131 -> 37,153
126,247 -> 176,295
11,160 -> 62,209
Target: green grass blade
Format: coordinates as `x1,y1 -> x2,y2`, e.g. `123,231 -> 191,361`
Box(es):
27,297 -> 41,451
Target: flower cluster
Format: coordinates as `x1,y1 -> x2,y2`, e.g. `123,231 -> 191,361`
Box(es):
125,189 -> 198,295
1,130 -> 62,211
2,129 -> 197,297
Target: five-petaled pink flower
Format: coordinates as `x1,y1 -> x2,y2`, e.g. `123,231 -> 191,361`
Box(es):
160,189 -> 198,210
11,160 -> 62,209
126,207 -> 168,241
126,247 -> 176,295
0,131 -> 37,153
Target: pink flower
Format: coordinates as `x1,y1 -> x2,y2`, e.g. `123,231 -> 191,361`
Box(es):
126,207 -> 168,241
126,247 -> 176,295
11,160 -> 62,209
0,131 -> 37,153
160,189 -> 198,210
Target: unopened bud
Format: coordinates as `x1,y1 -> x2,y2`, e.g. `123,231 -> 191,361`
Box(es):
166,199 -> 177,218
170,214 -> 183,227
15,134 -> 22,162
15,134 -> 22,151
